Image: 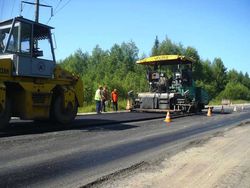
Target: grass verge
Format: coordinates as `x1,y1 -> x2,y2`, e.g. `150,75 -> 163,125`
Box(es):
78,99 -> 128,113
209,99 -> 250,106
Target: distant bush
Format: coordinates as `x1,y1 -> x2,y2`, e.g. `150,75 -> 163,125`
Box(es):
218,82 -> 250,100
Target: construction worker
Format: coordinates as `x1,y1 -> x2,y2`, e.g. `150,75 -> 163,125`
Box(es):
111,89 -> 118,111
95,85 -> 103,114
102,86 -> 109,112
158,73 -> 167,92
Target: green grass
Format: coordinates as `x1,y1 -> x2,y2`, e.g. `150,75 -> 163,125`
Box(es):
229,99 -> 250,104
78,99 -> 128,113
78,99 -> 250,113
78,105 -> 96,113
209,99 -> 250,106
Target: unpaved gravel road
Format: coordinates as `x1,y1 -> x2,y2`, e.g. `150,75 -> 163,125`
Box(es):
101,123 -> 250,188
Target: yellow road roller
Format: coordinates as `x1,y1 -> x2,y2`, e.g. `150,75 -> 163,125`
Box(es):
0,17 -> 83,129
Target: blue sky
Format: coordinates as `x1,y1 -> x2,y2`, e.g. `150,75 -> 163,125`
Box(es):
1,0 -> 250,74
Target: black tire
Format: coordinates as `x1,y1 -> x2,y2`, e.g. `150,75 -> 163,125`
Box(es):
199,103 -> 205,111
51,95 -> 77,124
191,102 -> 200,113
0,98 -> 11,130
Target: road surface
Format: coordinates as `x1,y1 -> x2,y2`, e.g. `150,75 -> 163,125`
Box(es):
101,122 -> 250,188
0,107 -> 249,187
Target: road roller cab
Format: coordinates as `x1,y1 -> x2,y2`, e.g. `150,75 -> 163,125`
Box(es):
0,17 -> 83,129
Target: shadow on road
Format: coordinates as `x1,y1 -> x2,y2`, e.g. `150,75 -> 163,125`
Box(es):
0,118 -> 139,138
0,111 -> 233,138
0,112 -> 167,137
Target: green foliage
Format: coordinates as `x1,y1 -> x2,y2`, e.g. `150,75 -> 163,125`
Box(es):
59,41 -> 148,110
212,58 -> 227,92
184,47 -> 202,80
59,49 -> 89,77
218,82 -> 250,100
152,36 -> 160,56
59,37 -> 250,112
157,37 -> 184,55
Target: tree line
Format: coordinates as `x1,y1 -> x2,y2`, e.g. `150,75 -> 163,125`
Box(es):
59,36 -> 250,105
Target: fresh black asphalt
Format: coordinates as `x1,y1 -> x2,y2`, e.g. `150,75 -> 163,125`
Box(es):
0,109 -> 249,187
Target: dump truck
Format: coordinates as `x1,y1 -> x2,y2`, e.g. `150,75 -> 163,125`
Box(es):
0,16 -> 83,129
133,55 -> 209,112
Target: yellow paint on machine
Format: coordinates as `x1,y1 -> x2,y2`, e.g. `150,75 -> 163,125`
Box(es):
74,78 -> 84,107
136,55 -> 194,65
16,82 -> 55,119
0,59 -> 12,78
0,59 -> 84,121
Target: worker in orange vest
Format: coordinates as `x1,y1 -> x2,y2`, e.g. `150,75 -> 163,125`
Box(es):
111,89 -> 118,111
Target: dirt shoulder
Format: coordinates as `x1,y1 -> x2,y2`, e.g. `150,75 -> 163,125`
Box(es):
102,123 -> 250,188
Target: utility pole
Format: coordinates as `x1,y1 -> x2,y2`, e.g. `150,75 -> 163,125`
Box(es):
35,0 -> 39,22
34,0 -> 39,49
21,0 -> 53,22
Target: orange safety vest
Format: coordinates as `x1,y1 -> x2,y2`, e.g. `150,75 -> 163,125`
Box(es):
111,91 -> 118,102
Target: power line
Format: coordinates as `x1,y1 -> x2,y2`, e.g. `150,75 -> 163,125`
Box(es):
47,0 -> 62,23
54,0 -> 72,15
47,0 -> 71,24
54,0 -> 62,12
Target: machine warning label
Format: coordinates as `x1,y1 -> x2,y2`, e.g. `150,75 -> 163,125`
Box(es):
0,67 -> 9,75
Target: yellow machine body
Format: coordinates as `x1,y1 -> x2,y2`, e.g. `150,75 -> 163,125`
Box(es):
0,58 -> 83,123
0,17 -> 84,128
